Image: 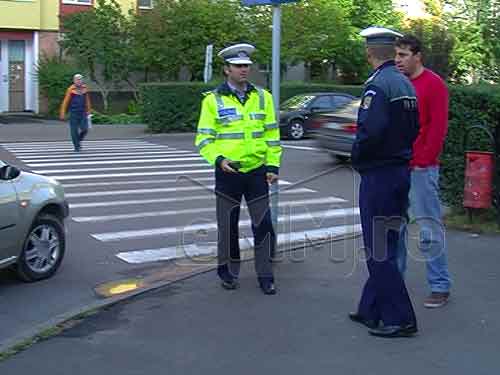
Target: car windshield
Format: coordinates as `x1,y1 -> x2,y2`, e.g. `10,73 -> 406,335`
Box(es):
281,95 -> 315,110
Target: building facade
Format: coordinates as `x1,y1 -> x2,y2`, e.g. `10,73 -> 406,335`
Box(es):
0,0 -> 148,113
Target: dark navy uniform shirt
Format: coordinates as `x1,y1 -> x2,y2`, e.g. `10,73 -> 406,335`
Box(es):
351,60 -> 419,172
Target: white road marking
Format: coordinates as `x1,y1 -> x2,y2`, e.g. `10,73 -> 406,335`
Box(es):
281,145 -> 321,151
1,142 -> 157,150
92,207 -> 360,241
69,188 -> 314,208
18,150 -> 191,160
49,169 -> 215,180
72,197 -> 348,222
62,178 -> 293,189
27,156 -> 203,167
33,163 -> 209,174
62,177 -> 216,188
7,145 -> 171,153
65,180 -> 302,198
21,151 -> 196,163
116,224 -> 362,264
66,185 -> 219,198
2,140 -> 153,146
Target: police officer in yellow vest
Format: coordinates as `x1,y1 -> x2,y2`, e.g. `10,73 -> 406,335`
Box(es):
195,43 -> 282,295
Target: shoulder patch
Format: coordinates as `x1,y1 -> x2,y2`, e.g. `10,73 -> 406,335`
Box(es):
361,90 -> 376,110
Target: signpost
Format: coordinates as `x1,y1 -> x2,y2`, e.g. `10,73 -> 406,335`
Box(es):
241,0 -> 299,253
203,44 -> 213,84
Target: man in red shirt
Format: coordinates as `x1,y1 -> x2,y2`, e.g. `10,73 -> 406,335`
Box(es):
395,35 -> 452,308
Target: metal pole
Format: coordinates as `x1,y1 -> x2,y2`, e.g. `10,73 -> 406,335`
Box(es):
271,4 -> 281,115
270,4 -> 281,246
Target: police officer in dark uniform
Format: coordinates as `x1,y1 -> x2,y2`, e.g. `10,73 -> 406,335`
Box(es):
349,27 -> 420,338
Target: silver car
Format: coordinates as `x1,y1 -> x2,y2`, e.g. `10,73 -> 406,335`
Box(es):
311,99 -> 361,162
0,160 -> 69,281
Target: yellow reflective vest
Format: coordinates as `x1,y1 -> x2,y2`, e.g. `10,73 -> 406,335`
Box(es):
195,83 -> 282,174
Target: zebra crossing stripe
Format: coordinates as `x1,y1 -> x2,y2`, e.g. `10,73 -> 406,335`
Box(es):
92,207 -> 360,242
1,140 -> 154,146
65,180 -> 301,198
62,178 -> 293,189
72,197 -> 348,222
69,188 -> 314,209
32,163 -> 209,174
26,156 -> 203,167
116,224 -> 362,264
22,152 -> 197,163
7,145 -> 170,153
281,145 -> 321,151
50,169 -> 215,180
19,150 -> 192,160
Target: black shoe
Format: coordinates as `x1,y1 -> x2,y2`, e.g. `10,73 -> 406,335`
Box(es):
259,282 -> 277,295
348,312 -> 379,329
368,324 -> 418,338
221,279 -> 239,290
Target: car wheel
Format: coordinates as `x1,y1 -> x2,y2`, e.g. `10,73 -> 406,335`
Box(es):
333,154 -> 350,163
16,214 -> 66,282
287,120 -> 305,140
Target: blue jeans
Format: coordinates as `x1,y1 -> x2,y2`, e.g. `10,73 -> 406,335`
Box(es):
69,112 -> 88,151
398,166 -> 452,292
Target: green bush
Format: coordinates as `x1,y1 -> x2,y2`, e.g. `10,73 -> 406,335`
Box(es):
91,111 -> 142,125
36,56 -> 78,116
441,85 -> 500,208
139,82 -> 214,133
139,82 -> 363,133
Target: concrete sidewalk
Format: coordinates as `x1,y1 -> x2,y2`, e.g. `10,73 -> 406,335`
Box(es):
0,231 -> 498,374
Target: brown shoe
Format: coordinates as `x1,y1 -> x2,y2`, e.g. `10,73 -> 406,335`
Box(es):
424,292 -> 450,308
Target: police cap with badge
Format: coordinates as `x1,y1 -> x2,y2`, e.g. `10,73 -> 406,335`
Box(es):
218,43 -> 255,65
359,27 -> 403,110
360,26 -> 403,46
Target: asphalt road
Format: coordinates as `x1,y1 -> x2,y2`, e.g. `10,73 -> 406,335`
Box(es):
1,230 -> 499,374
0,132 -> 361,351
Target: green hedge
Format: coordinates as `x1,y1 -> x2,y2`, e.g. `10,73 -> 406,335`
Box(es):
441,85 -> 500,208
140,83 -> 213,133
139,82 -> 364,133
36,56 -> 77,116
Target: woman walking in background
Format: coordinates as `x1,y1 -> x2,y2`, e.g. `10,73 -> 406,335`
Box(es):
59,73 -> 92,152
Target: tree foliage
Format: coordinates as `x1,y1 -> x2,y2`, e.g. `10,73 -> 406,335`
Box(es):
61,0 -> 135,110
58,0 -> 497,93
442,0 -> 499,82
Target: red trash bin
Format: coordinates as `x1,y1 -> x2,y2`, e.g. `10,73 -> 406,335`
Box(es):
463,151 -> 495,209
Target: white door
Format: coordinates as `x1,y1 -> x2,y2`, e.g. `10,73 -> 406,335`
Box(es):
0,40 -> 9,112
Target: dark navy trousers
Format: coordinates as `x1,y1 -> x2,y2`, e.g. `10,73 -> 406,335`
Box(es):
215,165 -> 275,283
69,111 -> 88,151
357,165 -> 417,326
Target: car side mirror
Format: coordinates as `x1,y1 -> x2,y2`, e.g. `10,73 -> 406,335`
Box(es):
0,165 -> 20,180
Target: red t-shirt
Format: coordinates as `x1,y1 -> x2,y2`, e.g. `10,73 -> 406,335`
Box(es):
410,69 -> 449,168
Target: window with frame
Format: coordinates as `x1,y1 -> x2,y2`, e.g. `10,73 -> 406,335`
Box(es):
62,0 -> 92,5
138,0 -> 153,9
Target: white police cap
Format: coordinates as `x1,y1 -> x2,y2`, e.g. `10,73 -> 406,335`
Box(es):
218,43 -> 255,65
360,27 -> 403,45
